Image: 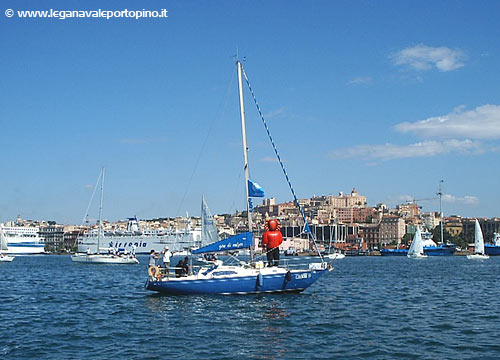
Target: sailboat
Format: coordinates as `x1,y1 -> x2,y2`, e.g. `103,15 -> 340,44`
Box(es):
71,168 -> 139,264
145,60 -> 332,295
407,227 -> 427,259
324,223 -> 345,260
467,219 -> 489,260
0,225 -> 15,262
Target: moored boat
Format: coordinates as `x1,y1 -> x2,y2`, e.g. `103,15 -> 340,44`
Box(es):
71,168 -> 139,265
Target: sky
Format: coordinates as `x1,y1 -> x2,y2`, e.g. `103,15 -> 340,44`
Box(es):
1,0 -> 499,224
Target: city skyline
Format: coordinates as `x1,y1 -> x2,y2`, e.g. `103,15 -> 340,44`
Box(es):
1,0 -> 499,224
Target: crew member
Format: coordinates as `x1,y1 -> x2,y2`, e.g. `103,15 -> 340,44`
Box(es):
162,247 -> 172,276
262,219 -> 283,267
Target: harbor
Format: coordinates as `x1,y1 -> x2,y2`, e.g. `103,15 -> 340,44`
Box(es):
3,0 -> 500,359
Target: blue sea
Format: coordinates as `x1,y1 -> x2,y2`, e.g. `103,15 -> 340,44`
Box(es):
1,255 -> 500,359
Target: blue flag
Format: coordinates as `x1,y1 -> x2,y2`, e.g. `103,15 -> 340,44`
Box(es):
248,180 -> 265,197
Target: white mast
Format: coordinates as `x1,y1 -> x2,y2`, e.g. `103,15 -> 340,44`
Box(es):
437,179 -> 444,244
97,167 -> 105,254
237,60 -> 254,262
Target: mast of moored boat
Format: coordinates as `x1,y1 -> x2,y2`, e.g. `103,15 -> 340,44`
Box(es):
97,167 -> 105,255
236,60 -> 254,263
437,179 -> 444,245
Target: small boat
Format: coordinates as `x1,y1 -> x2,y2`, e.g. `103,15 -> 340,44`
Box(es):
407,227 -> 427,259
0,226 -> 14,262
145,60 -> 332,295
467,219 -> 489,260
325,251 -> 345,260
71,168 -> 139,265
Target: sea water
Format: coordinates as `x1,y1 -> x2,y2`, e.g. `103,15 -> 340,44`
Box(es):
1,255 -> 500,359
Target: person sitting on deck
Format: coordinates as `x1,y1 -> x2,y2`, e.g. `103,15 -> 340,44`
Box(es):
182,256 -> 190,276
262,219 -> 283,267
175,260 -> 184,278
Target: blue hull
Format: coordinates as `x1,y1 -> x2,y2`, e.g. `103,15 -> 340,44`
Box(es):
380,249 -> 408,256
485,244 -> 500,256
424,245 -> 456,256
146,269 -> 327,295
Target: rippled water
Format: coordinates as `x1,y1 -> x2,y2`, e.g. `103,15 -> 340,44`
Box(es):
1,255 -> 499,359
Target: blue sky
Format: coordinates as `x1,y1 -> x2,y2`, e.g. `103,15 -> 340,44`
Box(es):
1,0 -> 499,224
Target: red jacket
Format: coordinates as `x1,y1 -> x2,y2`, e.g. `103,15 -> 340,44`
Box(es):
262,220 -> 283,249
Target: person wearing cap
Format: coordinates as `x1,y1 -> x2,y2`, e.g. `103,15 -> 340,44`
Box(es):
162,247 -> 173,276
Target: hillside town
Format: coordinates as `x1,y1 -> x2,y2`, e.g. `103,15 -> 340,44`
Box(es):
4,188 -> 500,254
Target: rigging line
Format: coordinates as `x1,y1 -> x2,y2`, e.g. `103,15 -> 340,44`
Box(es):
241,66 -> 324,263
80,170 -> 102,227
174,66 -> 237,218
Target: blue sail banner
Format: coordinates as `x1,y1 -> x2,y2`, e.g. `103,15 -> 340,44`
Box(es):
248,180 -> 265,197
192,232 -> 253,254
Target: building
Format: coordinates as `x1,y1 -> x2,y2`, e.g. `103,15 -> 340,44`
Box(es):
360,224 -> 380,250
379,215 -> 406,247
328,188 -> 367,208
39,223 -> 64,252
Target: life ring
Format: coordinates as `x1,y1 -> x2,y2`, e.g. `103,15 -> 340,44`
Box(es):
148,266 -> 160,279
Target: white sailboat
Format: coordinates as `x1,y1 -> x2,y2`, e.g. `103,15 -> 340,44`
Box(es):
0,225 -> 15,262
467,219 -> 489,260
407,227 -> 427,259
71,168 -> 139,264
325,223 -> 345,260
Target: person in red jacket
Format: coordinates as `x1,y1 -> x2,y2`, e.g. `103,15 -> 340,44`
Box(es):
262,219 -> 283,267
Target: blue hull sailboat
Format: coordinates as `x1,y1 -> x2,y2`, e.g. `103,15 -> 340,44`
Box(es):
146,60 -> 332,295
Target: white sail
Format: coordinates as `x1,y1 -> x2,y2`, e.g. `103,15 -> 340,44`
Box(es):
474,219 -> 485,255
0,225 -> 8,251
408,227 -> 424,256
201,196 -> 219,247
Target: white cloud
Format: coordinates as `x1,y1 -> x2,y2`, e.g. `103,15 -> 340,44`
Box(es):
395,104 -> 500,139
347,76 -> 372,85
259,156 -> 280,163
442,194 -> 479,205
329,139 -> 483,161
391,44 -> 465,72
264,107 -> 286,119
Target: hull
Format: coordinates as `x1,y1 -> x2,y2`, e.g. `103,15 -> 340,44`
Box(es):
467,254 -> 489,260
0,255 -> 14,262
380,249 -> 408,256
407,253 -> 427,259
5,243 -> 45,255
71,253 -> 139,264
484,244 -> 500,256
424,245 -> 456,256
146,266 -> 329,295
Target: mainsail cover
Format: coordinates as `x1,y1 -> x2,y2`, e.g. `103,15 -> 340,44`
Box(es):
474,219 -> 485,255
192,232 -> 253,254
201,196 -> 220,247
